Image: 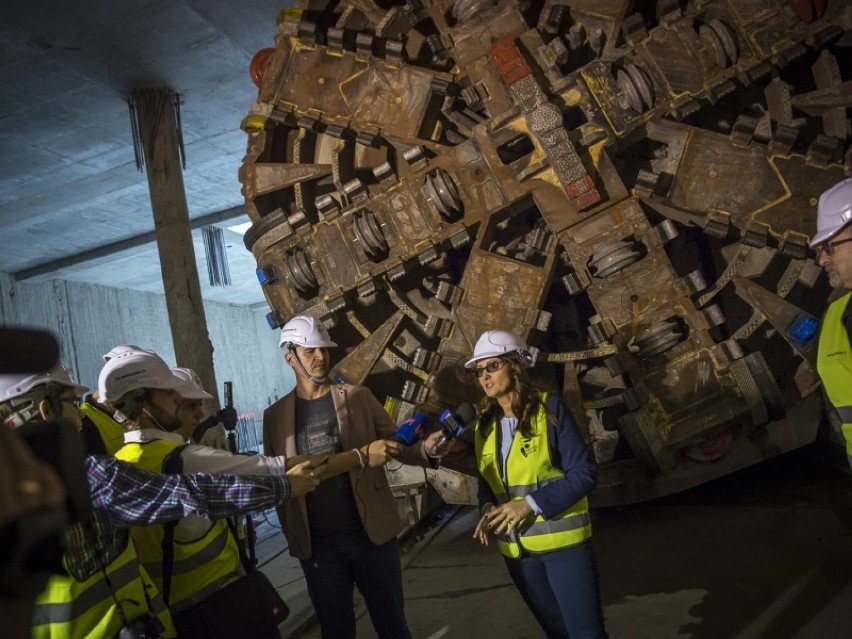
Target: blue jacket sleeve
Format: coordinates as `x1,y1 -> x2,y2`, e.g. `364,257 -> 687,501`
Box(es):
528,395 -> 597,519
477,449 -> 498,514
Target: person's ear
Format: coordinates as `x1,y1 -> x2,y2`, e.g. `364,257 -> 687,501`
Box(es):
38,398 -> 54,422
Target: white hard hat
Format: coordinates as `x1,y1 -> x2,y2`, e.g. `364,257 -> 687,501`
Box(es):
811,177 -> 852,247
102,344 -> 151,362
465,330 -> 535,368
98,350 -> 183,403
278,315 -> 337,349
0,363 -> 89,403
172,367 -> 213,400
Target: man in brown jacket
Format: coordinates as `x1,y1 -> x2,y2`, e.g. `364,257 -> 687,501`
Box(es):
263,315 -> 443,639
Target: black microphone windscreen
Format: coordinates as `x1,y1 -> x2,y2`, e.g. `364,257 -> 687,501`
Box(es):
0,327 -> 60,374
456,402 -> 476,425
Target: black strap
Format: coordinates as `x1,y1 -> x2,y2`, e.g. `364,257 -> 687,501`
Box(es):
225,518 -> 256,574
160,445 -> 187,606
159,445 -> 256,607
81,520 -> 137,631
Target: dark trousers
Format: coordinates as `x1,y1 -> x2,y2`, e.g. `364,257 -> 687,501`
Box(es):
504,540 -> 608,639
300,529 -> 412,639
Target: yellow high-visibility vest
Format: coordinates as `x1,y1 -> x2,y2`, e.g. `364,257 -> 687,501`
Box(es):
31,537 -> 175,639
817,292 -> 852,465
476,395 -> 592,559
115,438 -> 242,612
79,401 -> 125,455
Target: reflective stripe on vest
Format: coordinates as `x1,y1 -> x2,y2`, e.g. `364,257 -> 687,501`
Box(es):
32,538 -> 176,639
475,395 -> 592,559
115,438 -> 242,612
817,292 -> 852,457
79,401 -> 125,455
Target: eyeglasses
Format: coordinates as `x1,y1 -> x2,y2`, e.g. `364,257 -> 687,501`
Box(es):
58,397 -> 80,408
816,237 -> 852,257
470,360 -> 505,378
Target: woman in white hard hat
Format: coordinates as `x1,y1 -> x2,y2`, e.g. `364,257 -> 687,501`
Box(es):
467,330 -> 607,639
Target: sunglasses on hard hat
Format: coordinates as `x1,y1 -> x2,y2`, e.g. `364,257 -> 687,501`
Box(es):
470,360 -> 506,378
816,237 -> 852,257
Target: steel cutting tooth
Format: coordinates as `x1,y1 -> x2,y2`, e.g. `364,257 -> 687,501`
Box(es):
424,169 -> 462,217
626,64 -> 654,110
286,248 -> 317,291
452,0 -> 497,23
354,210 -> 387,256
633,321 -> 684,358
699,24 -> 728,68
617,69 -> 644,112
589,241 -> 642,278
709,20 -> 738,65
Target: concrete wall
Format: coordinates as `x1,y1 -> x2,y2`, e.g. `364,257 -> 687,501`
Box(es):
0,273 -> 295,427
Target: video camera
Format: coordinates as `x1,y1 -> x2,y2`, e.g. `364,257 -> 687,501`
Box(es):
0,327 -> 91,597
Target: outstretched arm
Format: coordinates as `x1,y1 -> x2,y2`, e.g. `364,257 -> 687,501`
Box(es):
86,455 -> 317,528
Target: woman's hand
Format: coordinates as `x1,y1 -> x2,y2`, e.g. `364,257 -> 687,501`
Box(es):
477,500 -> 534,539
473,504 -> 495,546
423,429 -> 452,458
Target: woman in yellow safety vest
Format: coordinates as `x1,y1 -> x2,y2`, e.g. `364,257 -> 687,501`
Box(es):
468,330 -> 607,639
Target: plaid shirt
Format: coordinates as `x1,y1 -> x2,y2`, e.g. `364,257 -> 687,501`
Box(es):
63,455 -> 290,580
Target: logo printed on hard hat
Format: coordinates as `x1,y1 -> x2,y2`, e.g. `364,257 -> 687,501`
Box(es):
278,315 -> 337,349
465,330 -> 535,369
114,369 -> 147,382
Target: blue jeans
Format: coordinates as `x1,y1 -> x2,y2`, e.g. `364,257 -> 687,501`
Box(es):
504,541 -> 608,639
299,529 -> 412,639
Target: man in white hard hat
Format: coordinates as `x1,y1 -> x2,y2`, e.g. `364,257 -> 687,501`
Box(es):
171,367 -> 231,449
0,362 -> 314,639
78,344 -> 153,455
813,177 -> 852,469
263,314 -> 445,639
106,349 -> 319,637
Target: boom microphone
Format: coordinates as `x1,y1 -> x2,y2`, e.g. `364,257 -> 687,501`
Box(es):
0,327 -> 59,374
389,412 -> 429,445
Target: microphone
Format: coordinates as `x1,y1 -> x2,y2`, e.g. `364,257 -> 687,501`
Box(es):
430,402 -> 476,455
389,413 -> 429,446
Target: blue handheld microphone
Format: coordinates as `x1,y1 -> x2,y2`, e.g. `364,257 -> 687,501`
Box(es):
430,403 -> 476,454
389,412 -> 429,445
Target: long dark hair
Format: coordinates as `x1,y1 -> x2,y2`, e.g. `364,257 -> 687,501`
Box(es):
477,358 -> 550,439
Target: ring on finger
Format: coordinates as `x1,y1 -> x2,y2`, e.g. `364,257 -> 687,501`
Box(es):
19,479 -> 42,496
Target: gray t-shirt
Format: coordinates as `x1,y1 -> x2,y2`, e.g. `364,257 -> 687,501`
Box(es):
295,393 -> 362,540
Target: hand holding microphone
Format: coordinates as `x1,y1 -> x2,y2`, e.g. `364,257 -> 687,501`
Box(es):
388,413 -> 429,446
428,403 -> 476,457
360,440 -> 402,467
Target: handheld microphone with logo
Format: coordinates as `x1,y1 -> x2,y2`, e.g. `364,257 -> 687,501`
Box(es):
429,402 -> 476,455
389,412 -> 429,446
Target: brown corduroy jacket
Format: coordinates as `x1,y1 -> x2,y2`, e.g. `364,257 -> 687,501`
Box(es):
263,382 -> 429,559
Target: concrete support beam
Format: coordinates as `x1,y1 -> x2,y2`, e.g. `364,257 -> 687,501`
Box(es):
131,87 -> 219,405
13,206 -> 247,281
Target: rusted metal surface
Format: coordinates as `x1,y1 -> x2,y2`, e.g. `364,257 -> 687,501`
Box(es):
240,0 -> 851,505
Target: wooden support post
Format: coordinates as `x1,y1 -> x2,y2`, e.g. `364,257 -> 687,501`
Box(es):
131,87 -> 219,406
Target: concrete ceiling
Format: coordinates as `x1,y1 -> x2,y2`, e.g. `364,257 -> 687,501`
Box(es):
0,0 -> 293,307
